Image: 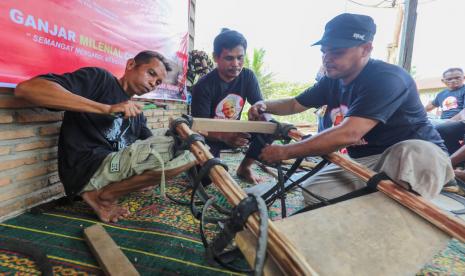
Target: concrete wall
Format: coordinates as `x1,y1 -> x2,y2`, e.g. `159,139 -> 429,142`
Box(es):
0,87 -> 188,221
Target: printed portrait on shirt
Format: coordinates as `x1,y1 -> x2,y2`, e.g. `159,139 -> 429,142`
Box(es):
329,105 -> 349,126
214,94 -> 244,119
442,96 -> 458,111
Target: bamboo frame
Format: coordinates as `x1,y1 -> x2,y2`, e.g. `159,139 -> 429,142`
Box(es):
180,117 -> 465,272
174,122 -> 317,276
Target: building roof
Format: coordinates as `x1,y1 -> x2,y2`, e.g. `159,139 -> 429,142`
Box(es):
415,77 -> 445,91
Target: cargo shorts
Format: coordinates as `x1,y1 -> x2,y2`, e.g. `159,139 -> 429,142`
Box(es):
81,128 -> 196,195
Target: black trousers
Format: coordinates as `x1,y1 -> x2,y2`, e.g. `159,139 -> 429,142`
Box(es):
435,121 -> 465,154
206,133 -> 271,159
198,133 -> 273,185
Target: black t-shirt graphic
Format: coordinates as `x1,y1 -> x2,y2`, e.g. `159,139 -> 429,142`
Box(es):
191,68 -> 263,120
295,59 -> 446,158
40,67 -> 152,196
432,86 -> 465,119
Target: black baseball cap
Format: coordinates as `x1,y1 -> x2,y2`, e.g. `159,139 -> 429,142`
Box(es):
312,13 -> 376,48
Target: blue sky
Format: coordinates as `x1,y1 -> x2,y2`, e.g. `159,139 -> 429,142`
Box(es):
195,0 -> 463,83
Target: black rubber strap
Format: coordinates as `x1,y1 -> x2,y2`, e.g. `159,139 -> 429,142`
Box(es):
270,119 -> 296,141
170,132 -> 205,153
293,171 -> 391,215
191,158 -> 228,219
169,114 -> 194,134
366,171 -> 390,191
0,239 -> 53,276
209,196 -> 258,254
195,158 -> 229,185
185,133 -> 205,147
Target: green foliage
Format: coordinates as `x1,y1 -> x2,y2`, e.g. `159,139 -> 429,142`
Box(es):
244,48 -> 275,98
241,48 -> 318,125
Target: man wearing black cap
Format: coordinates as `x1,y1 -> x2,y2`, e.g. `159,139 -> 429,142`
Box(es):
249,13 -> 453,204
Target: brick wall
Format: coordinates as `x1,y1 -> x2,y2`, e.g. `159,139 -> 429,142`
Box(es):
0,87 -> 188,221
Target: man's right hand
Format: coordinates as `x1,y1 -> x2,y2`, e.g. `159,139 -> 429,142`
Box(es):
108,101 -> 143,118
221,132 -> 251,147
248,101 -> 267,121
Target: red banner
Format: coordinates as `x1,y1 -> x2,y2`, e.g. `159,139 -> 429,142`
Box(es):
0,0 -> 189,101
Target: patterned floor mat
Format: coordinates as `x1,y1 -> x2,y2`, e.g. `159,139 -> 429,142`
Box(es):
0,152 -> 464,275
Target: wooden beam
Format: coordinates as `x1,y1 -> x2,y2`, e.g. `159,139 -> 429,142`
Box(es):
84,224 -> 139,276
191,118 -> 278,134
398,0 -> 418,72
174,122 -> 318,275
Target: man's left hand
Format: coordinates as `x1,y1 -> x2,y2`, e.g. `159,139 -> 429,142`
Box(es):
259,144 -> 288,164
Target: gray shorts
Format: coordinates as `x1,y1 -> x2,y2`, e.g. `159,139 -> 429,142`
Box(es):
81,128 -> 196,193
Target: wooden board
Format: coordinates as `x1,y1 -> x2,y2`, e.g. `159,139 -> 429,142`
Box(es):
191,118 -> 277,134
84,224 -> 139,276
274,192 -> 450,276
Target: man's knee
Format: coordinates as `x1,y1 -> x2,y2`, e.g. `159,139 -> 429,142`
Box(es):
376,140 -> 454,199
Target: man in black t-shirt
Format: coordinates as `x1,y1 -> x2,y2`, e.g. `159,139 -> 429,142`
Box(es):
425,68 -> 465,120
191,29 -> 265,184
15,51 -> 196,223
425,68 -> 465,155
249,13 -> 453,204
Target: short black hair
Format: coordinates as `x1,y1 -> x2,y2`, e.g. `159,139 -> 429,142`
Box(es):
443,67 -> 463,77
213,28 -> 247,57
133,50 -> 172,72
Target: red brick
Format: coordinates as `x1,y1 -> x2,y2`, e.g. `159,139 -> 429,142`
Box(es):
0,114 -> 14,123
16,110 -> 63,123
16,166 -> 48,181
47,162 -> 58,172
0,97 -> 35,108
0,177 -> 11,187
0,157 -> 36,171
48,174 -> 60,184
39,126 -> 60,136
42,151 -> 58,161
0,88 -> 13,94
0,146 -> 11,155
15,139 -> 58,151
0,128 -> 35,140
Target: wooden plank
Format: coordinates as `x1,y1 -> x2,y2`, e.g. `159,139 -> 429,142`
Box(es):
235,230 -> 283,276
282,159 -> 317,169
84,224 -> 139,276
191,118 -> 277,134
174,121 -> 318,275
274,192 -> 449,276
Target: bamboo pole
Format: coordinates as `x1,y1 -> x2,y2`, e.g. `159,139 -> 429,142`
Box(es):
174,122 -> 318,276
324,152 -> 465,243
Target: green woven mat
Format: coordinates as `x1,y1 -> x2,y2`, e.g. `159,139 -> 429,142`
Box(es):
417,239 -> 465,275
0,152 -> 464,275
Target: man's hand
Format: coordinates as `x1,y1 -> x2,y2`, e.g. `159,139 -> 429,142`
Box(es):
109,101 -> 143,118
248,101 -> 267,121
221,132 -> 251,147
259,144 -> 288,164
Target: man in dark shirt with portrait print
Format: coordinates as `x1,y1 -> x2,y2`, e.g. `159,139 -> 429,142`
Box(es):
191,29 -> 265,184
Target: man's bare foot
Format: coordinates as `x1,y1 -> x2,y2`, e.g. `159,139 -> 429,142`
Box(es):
81,190 -> 130,223
138,185 -> 154,193
237,160 -> 261,184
